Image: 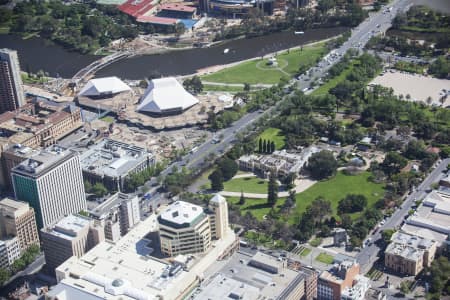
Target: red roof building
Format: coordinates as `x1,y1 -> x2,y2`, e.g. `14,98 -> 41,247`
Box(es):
118,0 -> 157,18
159,3 -> 196,13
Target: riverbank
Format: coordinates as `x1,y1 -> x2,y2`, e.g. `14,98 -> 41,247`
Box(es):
0,27 -> 347,79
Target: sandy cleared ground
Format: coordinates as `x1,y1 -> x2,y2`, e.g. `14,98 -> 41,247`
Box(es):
370,71 -> 450,106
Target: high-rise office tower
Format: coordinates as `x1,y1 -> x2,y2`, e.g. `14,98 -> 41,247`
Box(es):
0,198 -> 39,252
0,49 -> 25,113
12,145 -> 87,229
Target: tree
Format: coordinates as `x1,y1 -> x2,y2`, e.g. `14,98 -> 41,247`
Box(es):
270,141 -> 276,153
428,256 -> 450,298
309,197 -> 332,224
183,76 -> 203,94
381,229 -> 395,244
91,182 -> 108,198
306,150 -> 338,180
340,214 -> 352,229
381,152 -> 408,177
263,139 -> 267,153
218,157 -> 238,181
267,172 -> 278,207
209,169 -> 224,191
428,56 -> 450,79
244,83 -> 251,92
338,194 -> 367,214
282,190 -> 296,214
239,191 -> 245,205
258,138 -> 263,153
0,267 -> 10,285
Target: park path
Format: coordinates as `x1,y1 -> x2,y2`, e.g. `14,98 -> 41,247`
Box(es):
202,81 -> 273,88
219,178 -> 316,198
232,173 -> 256,179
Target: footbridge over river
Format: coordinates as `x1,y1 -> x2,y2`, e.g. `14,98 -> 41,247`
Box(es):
71,51 -> 133,84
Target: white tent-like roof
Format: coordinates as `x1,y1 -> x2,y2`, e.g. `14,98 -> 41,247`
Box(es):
79,77 -> 131,97
137,77 -> 199,114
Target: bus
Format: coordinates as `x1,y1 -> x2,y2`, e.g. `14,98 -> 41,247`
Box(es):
190,146 -> 199,154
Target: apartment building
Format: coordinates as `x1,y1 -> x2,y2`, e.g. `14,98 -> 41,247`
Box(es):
0,237 -> 21,269
0,49 -> 25,114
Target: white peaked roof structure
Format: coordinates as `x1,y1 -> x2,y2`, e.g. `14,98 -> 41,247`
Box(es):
79,77 -> 131,97
137,77 -> 199,115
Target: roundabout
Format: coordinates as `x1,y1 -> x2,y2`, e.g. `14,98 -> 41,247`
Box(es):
255,58 -> 289,71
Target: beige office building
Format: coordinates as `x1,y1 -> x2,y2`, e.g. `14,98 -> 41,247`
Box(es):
208,194 -> 229,240
0,198 -> 39,252
41,214 -> 104,272
385,231 -> 437,276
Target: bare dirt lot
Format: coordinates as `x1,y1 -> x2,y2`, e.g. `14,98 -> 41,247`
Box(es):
370,71 -> 450,106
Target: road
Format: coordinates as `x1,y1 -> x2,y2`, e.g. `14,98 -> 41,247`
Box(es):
140,0 -> 419,254
0,254 -> 45,295
357,158 -> 450,274
157,0 -> 413,183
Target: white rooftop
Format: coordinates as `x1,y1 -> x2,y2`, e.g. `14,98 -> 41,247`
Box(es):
53,213 -> 237,300
210,194 -> 226,204
79,77 -> 131,97
44,214 -> 91,241
159,201 -> 204,226
137,77 -> 199,114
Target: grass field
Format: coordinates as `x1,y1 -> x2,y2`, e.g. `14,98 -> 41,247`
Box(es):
309,237 -> 323,247
228,196 -> 285,220
203,84 -> 245,92
315,252 -> 334,264
300,248 -> 311,257
223,177 -> 268,194
291,171 -> 385,222
311,61 -> 358,96
257,127 -> 286,150
202,43 -> 327,85
100,116 -> 115,123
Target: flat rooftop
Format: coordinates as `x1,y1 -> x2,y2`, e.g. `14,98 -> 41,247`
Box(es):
53,214 -> 237,300
385,231 -> 435,261
401,190 -> 450,246
0,198 -> 30,216
197,251 -> 303,300
43,215 -> 91,241
79,139 -> 151,178
158,201 -> 206,228
12,145 -> 75,178
88,192 -> 137,219
194,273 -> 260,300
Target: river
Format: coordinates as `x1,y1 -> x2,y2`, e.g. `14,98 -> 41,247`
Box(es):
0,27 -> 346,80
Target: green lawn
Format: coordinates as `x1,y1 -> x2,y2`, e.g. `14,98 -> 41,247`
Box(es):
257,127 -> 286,150
0,27 -> 10,34
309,237 -> 323,247
300,248 -> 311,257
203,84 -> 245,92
227,196 -> 285,220
100,116 -> 115,123
201,43 -> 327,85
311,61 -> 358,96
291,171 -> 385,222
315,252 -> 334,264
223,177 -> 268,193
